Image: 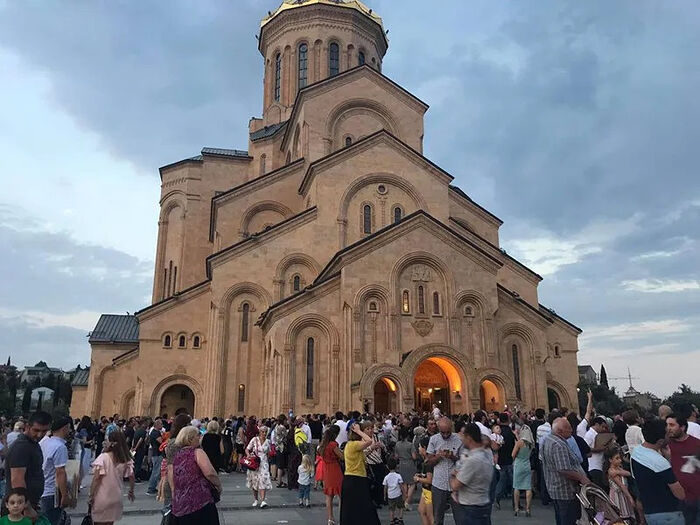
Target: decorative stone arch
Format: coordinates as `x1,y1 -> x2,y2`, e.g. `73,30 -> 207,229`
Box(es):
359,364 -> 409,410
120,388 -> 135,417
325,98 -> 400,151
148,374 -> 203,417
499,322 -> 538,403
353,284 -> 391,310
274,253 -> 321,300
285,313 -> 340,350
499,322 -> 537,356
240,201 -> 293,237
390,251 -> 454,317
159,191 -> 187,214
546,378 -> 573,409
473,367 -> 518,405
453,289 -> 494,317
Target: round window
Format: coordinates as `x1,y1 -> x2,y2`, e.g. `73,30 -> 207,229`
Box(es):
377,184 -> 387,195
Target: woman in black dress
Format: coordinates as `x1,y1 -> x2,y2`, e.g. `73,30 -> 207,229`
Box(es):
201,420 -> 224,472
221,419 -> 234,472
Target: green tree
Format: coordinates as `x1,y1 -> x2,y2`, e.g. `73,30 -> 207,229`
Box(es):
21,386 -> 32,413
600,364 -> 609,389
578,380 -> 624,416
664,384 -> 700,410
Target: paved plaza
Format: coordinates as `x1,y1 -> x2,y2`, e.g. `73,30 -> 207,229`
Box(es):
68,470 -> 556,524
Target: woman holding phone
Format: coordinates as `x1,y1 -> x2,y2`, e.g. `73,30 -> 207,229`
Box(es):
339,422 -> 380,525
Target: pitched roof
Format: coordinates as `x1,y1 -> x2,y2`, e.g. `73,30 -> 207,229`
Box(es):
201,147 -> 250,158
539,304 -> 583,334
88,314 -> 139,344
250,120 -> 288,141
71,367 -> 90,387
448,185 -> 503,225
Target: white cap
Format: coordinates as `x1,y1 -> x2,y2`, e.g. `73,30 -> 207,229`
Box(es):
476,422 -> 492,439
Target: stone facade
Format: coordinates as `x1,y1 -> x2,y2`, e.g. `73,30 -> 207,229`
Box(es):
82,0 -> 581,419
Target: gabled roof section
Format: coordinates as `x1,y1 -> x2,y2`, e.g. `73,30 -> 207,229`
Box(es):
298,129 -> 452,195
206,206 -> 318,279
282,64 -> 428,151
448,185 -> 503,226
496,284 -> 553,328
250,120 -> 288,142
209,158 -> 306,241
539,304 -> 583,334
88,314 -> 139,344
71,367 -> 90,387
315,210 -> 502,283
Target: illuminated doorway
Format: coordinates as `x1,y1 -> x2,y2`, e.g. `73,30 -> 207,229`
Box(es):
373,377 -> 398,414
480,379 -> 501,412
159,384 -> 195,417
413,357 -> 463,414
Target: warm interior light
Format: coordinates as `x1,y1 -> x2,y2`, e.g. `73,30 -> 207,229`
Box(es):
381,377 -> 396,392
427,357 -> 462,393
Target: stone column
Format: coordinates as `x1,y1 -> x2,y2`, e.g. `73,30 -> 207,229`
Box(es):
332,345 -> 340,410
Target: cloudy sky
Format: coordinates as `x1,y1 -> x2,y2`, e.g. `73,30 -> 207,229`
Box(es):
1,1 -> 698,397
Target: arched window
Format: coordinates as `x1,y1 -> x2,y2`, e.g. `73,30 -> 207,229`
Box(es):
293,275 -> 301,292
554,345 -> 561,357
345,136 -> 352,147
393,206 -> 402,224
298,43 -> 308,89
260,154 -> 266,176
368,301 -> 378,312
418,285 -> 425,314
402,290 -> 410,313
193,335 -> 200,348
329,43 -> 339,76
512,344 -> 522,399
358,51 -> 365,66
464,305 -> 474,317
432,292 -> 440,315
178,335 -> 186,348
241,303 -> 250,342
306,337 -> 315,399
274,53 -> 281,102
163,335 -> 171,348
363,204 -> 372,234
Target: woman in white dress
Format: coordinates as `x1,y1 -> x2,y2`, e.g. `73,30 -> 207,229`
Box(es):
246,426 -> 273,508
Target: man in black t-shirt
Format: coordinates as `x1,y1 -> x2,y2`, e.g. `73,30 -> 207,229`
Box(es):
495,413 -> 516,508
146,419 -> 164,495
6,411 -> 52,513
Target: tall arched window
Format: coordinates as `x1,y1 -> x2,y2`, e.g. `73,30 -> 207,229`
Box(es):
358,51 -> 365,66
306,337 -> 315,398
293,275 -> 301,292
512,344 -> 522,399
402,290 -> 410,313
363,204 -> 372,234
193,335 -> 200,348
393,206 -> 402,224
241,303 -> 250,342
345,136 -> 352,147
274,53 -> 281,102
163,335 -> 171,348
298,43 -> 308,89
418,285 -> 425,314
178,335 -> 186,348
329,43 -> 339,76
432,292 -> 440,315
260,154 -> 266,175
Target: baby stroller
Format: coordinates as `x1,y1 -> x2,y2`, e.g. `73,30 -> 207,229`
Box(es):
576,484 -> 635,525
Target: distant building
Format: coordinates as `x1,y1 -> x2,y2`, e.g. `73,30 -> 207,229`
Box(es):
19,363 -> 65,385
16,386 -> 55,411
623,380 -> 660,412
578,365 -> 597,385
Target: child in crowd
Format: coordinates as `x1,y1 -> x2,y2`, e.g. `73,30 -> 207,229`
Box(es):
297,454 -> 314,508
603,447 -> 635,520
383,457 -> 405,525
1,488 -> 33,525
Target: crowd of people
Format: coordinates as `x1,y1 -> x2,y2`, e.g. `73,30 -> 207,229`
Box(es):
0,394 -> 698,525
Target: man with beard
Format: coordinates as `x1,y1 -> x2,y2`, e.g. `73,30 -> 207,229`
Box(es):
666,413 -> 700,525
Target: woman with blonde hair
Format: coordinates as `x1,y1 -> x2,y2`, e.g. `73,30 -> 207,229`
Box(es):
170,426 -> 222,524
201,420 -> 224,472
512,424 -> 535,516
246,425 -> 273,508
88,430 -> 135,525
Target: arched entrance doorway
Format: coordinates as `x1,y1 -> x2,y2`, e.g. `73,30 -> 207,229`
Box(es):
414,358 -> 461,414
373,377 -> 398,414
547,387 -> 560,411
159,384 -> 195,417
480,379 -> 502,412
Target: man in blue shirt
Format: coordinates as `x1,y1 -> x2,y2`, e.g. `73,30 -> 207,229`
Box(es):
40,416 -> 71,525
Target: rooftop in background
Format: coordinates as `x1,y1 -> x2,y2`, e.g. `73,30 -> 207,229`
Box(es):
88,314 -> 139,344
71,367 -> 90,387
261,0 -> 383,29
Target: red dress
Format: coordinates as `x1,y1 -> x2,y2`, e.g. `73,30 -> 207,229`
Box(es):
322,440 -> 343,496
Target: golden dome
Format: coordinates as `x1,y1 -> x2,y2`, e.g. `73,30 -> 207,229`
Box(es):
261,0 -> 384,30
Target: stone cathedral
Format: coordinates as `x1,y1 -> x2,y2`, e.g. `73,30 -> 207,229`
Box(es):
74,0 -> 581,419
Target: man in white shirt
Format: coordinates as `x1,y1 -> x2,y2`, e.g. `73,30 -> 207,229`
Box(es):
577,390 -> 594,438
432,404 -> 441,421
7,421 -> 24,448
583,417 -> 609,487
40,417 -> 71,524
333,411 -> 348,446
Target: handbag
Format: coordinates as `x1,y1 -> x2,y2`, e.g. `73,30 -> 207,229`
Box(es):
240,454 -> 260,471
269,443 -> 277,458
80,505 -> 93,525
